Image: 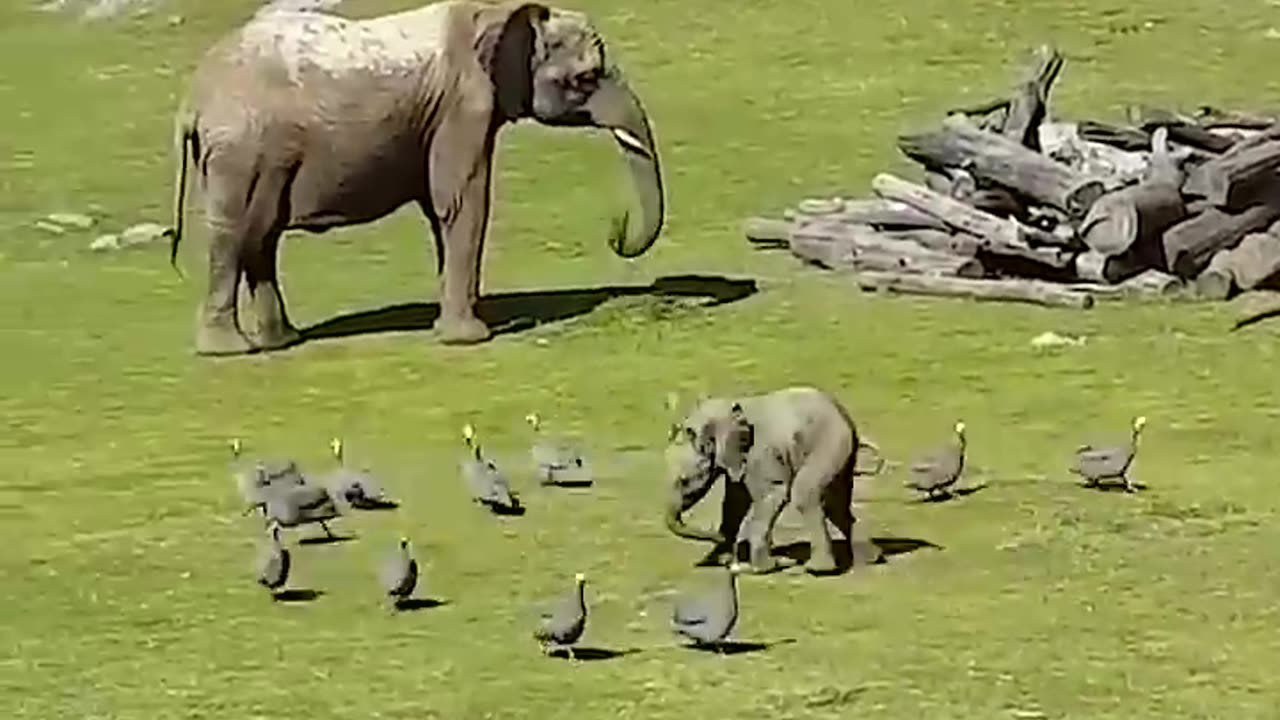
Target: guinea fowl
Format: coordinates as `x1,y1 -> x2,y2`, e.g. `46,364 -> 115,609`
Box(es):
261,480 -> 346,539
323,437 -> 394,509
672,563 -> 743,651
525,412 -> 589,486
533,572 -> 588,659
230,438 -> 306,514
255,520 -> 291,598
906,421 -> 967,500
461,424 -> 521,513
1071,415 -> 1146,492
379,537 -> 419,609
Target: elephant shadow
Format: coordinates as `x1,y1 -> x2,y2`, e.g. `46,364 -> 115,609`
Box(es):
764,535 -> 943,576
301,274 -> 759,344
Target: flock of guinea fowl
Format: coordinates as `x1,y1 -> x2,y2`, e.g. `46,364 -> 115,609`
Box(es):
236,402 -> 1149,660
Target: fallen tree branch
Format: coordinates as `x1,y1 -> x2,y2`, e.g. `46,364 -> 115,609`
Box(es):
853,271 -> 1095,309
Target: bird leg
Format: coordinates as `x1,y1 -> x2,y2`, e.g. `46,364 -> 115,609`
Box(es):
320,521 -> 335,538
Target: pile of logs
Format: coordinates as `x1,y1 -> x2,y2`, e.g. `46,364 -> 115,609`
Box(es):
745,45 -> 1280,309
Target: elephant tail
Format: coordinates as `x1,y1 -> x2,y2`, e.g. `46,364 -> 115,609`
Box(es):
852,439 -> 887,476
164,106 -> 199,278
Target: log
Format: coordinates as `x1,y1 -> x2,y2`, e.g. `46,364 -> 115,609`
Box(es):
1194,249 -> 1236,300
1192,226 -> 1280,298
1079,129 -> 1187,257
1072,269 -> 1189,299
976,244 -> 1077,282
1128,105 -> 1237,153
853,271 -> 1095,309
1001,45 -> 1065,151
1184,140 -> 1280,209
830,198 -> 951,231
1162,201 -> 1280,277
1193,106 -> 1278,130
871,172 -> 1070,248
788,223 -> 983,276
1076,121 -> 1151,151
897,114 -> 1107,217
1072,247 -> 1153,284
743,217 -> 793,245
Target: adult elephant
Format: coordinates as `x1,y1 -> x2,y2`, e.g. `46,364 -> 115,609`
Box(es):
164,0 -> 665,355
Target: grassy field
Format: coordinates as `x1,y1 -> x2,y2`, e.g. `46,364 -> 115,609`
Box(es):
5,0 -> 1280,717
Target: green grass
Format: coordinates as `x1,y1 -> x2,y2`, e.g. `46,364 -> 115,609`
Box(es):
6,0 -> 1280,717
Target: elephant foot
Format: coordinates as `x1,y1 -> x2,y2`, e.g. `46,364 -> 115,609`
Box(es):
195,316 -> 255,356
437,314 -> 492,345
804,552 -> 839,575
251,322 -> 303,352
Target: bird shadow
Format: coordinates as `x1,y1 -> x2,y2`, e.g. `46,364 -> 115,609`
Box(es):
300,274 -> 759,345
540,479 -> 595,489
683,638 -> 795,655
298,533 -> 357,546
394,598 -> 448,611
482,502 -> 527,516
1079,480 -> 1148,493
910,483 -> 990,504
546,646 -> 640,662
273,588 -> 324,603
349,499 -> 401,511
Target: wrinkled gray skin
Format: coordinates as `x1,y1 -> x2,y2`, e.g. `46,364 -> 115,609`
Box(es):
663,386 -> 883,575
166,0 -> 665,356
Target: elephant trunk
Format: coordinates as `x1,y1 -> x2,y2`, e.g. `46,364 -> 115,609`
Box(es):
583,74 -> 665,258
664,501 -> 723,544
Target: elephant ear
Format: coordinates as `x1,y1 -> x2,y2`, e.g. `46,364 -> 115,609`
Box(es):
715,402 -> 755,479
477,2 -> 550,121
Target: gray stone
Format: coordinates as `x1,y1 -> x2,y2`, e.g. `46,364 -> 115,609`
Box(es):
119,222 -> 168,247
90,234 -> 120,252
46,212 -> 95,229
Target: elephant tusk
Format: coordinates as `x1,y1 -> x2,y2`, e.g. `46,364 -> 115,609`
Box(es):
611,128 -> 650,158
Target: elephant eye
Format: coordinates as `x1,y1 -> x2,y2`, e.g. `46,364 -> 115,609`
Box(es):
566,69 -> 601,90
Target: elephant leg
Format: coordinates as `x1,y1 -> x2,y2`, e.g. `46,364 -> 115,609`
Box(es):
715,480 -> 751,563
821,458 -> 857,543
194,172 -> 253,356
796,453 -> 853,574
739,486 -> 788,574
244,228 -> 300,351
428,112 -> 496,345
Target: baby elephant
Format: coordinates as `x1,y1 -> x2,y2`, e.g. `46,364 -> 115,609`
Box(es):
663,386 -> 883,575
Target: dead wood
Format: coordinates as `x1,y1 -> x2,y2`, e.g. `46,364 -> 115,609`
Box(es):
897,114 -> 1106,217
1183,140 -> 1280,209
1001,45 -> 1065,151
853,271 -> 1095,309
1163,201 -> 1280,278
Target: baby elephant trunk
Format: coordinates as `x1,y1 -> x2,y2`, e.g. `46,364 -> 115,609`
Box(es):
664,498 -> 723,544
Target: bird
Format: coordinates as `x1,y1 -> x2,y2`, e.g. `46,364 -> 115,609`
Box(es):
255,520 -> 291,598
322,437 -> 395,509
379,537 -> 419,609
672,563 -> 743,651
1070,415 -> 1146,492
229,438 -> 306,514
461,424 -> 521,512
261,481 -> 345,539
525,412 -> 589,486
533,572 -> 588,659
905,421 -> 967,500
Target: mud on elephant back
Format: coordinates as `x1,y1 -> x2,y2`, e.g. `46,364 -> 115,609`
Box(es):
162,1 -> 670,356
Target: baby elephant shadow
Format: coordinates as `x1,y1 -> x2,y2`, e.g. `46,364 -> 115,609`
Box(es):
912,483 -> 989,504
547,647 -> 640,662
770,535 -> 942,576
272,588 -> 324,603
394,598 -> 448,612
349,499 -> 401,511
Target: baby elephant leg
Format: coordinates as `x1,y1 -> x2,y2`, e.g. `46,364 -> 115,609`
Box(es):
795,453 -> 854,574
738,485 -> 789,574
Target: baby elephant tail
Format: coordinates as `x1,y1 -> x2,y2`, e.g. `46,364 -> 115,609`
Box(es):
163,105 -> 199,278
852,439 -> 887,476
